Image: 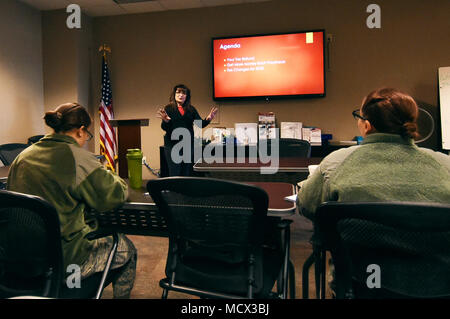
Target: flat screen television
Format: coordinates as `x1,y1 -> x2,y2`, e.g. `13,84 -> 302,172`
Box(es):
212,30 -> 325,101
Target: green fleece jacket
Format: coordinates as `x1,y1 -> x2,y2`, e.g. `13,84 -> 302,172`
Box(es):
7,134 -> 128,270
298,133 -> 450,220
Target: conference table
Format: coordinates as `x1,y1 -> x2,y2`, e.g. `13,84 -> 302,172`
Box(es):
193,157 -> 322,185
87,179 -> 297,238
127,180 -> 296,214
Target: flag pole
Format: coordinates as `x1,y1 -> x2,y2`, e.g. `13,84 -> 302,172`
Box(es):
98,44 -> 117,172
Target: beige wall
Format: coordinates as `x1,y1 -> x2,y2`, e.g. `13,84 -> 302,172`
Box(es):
42,10 -> 95,151
89,0 -> 450,177
0,0 -> 44,145
42,11 -> 77,113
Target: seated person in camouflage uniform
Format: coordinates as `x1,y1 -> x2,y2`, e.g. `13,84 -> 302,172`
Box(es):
7,103 -> 137,298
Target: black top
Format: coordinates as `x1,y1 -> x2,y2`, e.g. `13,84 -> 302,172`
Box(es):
161,104 -> 211,147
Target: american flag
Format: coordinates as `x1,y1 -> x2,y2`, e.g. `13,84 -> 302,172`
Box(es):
99,56 -> 117,171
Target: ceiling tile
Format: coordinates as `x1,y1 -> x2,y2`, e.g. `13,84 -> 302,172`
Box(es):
158,0 -> 203,10
16,0 -> 272,16
200,0 -> 244,7
73,0 -> 116,6
17,0 -> 70,10
121,2 -> 165,14
82,4 -> 127,17
243,0 -> 271,3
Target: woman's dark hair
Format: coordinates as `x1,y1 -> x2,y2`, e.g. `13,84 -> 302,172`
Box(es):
44,103 -> 91,133
361,88 -> 419,140
169,84 -> 192,108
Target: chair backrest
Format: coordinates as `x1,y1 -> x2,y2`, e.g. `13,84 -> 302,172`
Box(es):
27,135 -> 44,145
0,190 -> 64,298
147,177 -> 269,294
315,201 -> 450,298
0,143 -> 29,166
279,138 -> 311,157
148,177 -> 268,245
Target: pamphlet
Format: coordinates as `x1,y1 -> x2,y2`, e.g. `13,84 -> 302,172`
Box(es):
281,122 -> 302,139
235,123 -> 258,145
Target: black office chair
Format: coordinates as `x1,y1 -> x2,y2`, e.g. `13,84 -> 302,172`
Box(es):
279,138 -> 311,157
0,190 -> 63,298
304,201 -> 450,299
0,190 -> 119,299
0,143 -> 29,166
147,177 -> 295,299
259,138 -> 311,158
27,135 -> 44,145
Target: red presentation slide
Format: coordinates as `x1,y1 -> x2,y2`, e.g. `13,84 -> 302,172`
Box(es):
213,31 -> 324,98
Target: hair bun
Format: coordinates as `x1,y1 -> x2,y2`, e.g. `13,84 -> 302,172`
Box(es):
402,121 -> 419,139
44,111 -> 62,130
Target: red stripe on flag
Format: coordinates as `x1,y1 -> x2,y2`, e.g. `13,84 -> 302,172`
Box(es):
99,108 -> 116,151
99,109 -> 116,171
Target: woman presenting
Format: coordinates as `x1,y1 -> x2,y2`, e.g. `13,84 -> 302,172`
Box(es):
158,84 -> 218,176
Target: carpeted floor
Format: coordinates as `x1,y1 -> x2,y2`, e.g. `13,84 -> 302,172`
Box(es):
101,213 -> 327,299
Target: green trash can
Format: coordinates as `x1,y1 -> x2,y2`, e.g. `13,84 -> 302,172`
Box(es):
126,148 -> 143,189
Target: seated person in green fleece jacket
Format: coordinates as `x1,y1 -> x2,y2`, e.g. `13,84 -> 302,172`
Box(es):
298,87 -> 450,219
297,88 -> 450,296
7,103 -> 137,298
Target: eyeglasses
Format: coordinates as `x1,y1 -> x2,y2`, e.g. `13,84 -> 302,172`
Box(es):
352,109 -> 368,121
175,89 -> 187,95
85,128 -> 93,141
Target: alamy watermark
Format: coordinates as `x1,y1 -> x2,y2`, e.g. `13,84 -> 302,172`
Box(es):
366,4 -> 381,29
170,120 -> 280,174
66,4 -> 81,29
66,264 -> 81,289
64,3 -> 381,30
366,264 -> 381,289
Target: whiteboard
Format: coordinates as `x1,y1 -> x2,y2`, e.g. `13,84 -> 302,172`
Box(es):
439,67 -> 450,150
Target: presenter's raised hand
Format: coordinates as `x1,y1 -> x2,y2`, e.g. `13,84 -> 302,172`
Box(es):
206,107 -> 219,121
157,108 -> 171,123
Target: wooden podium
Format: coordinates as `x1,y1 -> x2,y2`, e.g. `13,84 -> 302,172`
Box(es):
110,119 -> 149,178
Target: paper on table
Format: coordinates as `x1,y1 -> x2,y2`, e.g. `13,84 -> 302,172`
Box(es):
258,124 -> 276,140
235,123 -> 258,145
280,122 -> 302,139
310,128 -> 322,145
284,194 -> 297,202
